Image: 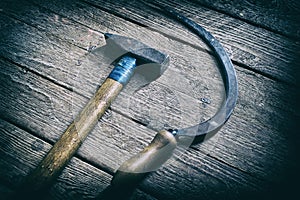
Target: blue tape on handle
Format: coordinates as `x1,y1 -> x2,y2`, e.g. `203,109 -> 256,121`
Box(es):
108,56 -> 137,85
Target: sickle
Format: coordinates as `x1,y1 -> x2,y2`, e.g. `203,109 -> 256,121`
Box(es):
167,6 -> 239,143
98,5 -> 238,200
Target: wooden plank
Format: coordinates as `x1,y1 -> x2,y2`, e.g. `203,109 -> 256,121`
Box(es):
0,0 -> 103,51
1,0 -> 298,117
0,119 -> 157,200
0,12 -> 224,129
190,0 -> 300,39
3,0 -> 298,86
0,118 -> 111,199
3,0 -> 297,117
5,0 -> 293,115
81,0 -> 300,86
142,150 -> 265,200
0,13 -> 86,92
200,66 -> 299,178
0,57 -> 150,170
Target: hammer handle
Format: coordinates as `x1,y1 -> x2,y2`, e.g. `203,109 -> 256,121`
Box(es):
20,78 -> 123,195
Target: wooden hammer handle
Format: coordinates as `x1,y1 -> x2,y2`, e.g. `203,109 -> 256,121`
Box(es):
20,78 -> 123,194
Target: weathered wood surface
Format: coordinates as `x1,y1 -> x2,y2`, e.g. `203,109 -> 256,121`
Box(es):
85,0 -> 300,86
2,0 -> 300,86
0,0 -> 299,199
0,56 -> 264,199
190,0 -> 300,39
0,118 -> 155,200
0,7 -> 224,129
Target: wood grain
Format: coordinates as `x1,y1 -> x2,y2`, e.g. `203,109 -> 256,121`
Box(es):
19,77 -> 122,196
83,0 -> 300,86
2,0 -> 299,86
190,0 -> 300,39
0,118 -> 111,199
0,11 -> 225,129
0,118 -> 157,199
0,0 -> 299,199
1,39 -> 298,199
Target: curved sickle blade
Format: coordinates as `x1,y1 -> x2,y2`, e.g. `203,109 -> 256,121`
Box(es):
162,7 -> 238,144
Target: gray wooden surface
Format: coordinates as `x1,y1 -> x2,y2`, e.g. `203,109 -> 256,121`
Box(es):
0,0 -> 299,199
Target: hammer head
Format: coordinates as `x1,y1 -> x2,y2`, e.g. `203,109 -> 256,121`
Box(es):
104,33 -> 169,82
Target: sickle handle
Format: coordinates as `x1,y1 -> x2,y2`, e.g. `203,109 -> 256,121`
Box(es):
99,130 -> 177,199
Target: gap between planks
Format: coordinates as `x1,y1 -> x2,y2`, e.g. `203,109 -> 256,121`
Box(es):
82,0 -> 300,86
0,43 -> 296,197
4,0 -> 299,88
0,118 -> 157,200
0,0 -> 298,177
188,0 -> 300,40
1,0 -> 298,117
0,34 -> 278,198
0,0 -> 298,198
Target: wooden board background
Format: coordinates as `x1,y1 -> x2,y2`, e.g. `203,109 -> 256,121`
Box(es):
0,0 -> 299,199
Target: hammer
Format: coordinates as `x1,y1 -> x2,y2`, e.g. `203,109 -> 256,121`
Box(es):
16,33 -> 169,198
